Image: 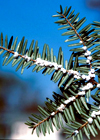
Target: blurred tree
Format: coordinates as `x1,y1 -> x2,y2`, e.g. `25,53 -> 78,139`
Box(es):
0,71 -> 41,111
86,0 -> 100,9
0,71 -> 40,138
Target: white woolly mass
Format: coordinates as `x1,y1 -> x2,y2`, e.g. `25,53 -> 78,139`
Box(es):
86,59 -> 90,64
57,104 -> 65,111
81,83 -> 93,91
91,111 -> 96,118
95,110 -> 100,116
90,69 -> 95,73
60,104 -> 65,109
34,53 -> 95,84
57,97 -> 76,111
64,96 -> 76,104
81,74 -> 92,80
87,56 -> 92,60
88,71 -> 95,78
35,58 -> 65,71
68,69 -> 74,74
69,96 -> 76,101
84,50 -> 91,56
51,112 -> 55,116
78,91 -> 85,96
90,74 -> 95,78
35,58 -> 83,79
74,75 -> 78,79
64,99 -> 71,105
68,70 -> 81,79
81,74 -> 87,80
43,61 -> 49,66
97,83 -> 100,88
48,62 -> 53,67
82,46 -> 87,50
74,130 -> 79,136
79,40 -> 83,43
77,76 -> 81,79
64,96 -> 76,105
78,110 -> 100,126
24,55 -> 31,61
87,117 -> 93,124
90,110 -> 100,119
57,65 -> 62,68
73,71 -> 79,75
64,97 -> 76,105
53,63 -> 59,70
13,52 -> 19,58
87,83 -> 93,88
61,68 -> 66,73
35,58 -> 42,64
87,50 -> 91,55
40,63 -> 45,66
85,75 -> 91,81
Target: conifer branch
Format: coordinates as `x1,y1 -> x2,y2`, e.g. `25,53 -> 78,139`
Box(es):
1,5 -> 100,140
0,45 -> 98,85
60,13 -> 93,69
0,46 -> 36,62
60,14 -> 86,47
33,110 -> 59,130
71,121 -> 88,136
71,109 -> 100,136
0,45 -> 89,81
32,89 -> 98,133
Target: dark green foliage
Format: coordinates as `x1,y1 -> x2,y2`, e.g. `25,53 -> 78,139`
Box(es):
1,4 -> 100,140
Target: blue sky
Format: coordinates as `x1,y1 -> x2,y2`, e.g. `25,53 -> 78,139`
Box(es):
0,0 -> 100,102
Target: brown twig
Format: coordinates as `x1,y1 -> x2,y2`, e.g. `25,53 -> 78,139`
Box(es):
60,13 -> 93,69
33,110 -> 59,129
71,121 -> 88,136
61,14 -> 86,47
0,46 -> 36,62
33,92 -> 88,130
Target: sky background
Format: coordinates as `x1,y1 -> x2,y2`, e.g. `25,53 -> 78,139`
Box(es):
0,0 -> 100,103
0,0 -> 100,139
